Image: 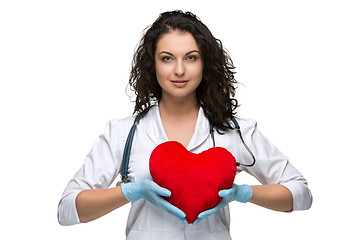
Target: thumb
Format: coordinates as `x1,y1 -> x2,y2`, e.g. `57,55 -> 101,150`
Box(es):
219,186 -> 236,198
150,181 -> 171,197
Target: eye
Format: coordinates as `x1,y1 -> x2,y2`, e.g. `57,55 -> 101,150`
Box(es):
162,56 -> 172,62
186,55 -> 197,61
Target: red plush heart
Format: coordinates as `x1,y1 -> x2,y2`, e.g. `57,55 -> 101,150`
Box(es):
149,141 -> 237,224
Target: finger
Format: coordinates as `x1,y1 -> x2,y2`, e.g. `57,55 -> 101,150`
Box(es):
218,184 -> 236,197
150,181 -> 171,197
218,188 -> 233,198
156,198 -> 186,219
197,198 -> 229,220
197,207 -> 218,220
192,218 -> 201,225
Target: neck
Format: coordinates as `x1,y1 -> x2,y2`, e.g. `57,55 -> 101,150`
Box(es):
158,95 -> 199,120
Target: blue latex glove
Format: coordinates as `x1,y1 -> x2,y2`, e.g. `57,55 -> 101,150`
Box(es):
193,184 -> 253,225
121,179 -> 187,223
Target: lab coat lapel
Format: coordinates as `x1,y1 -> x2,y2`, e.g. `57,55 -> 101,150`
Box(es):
186,107 -> 210,152
143,105 -> 169,146
143,105 -> 210,152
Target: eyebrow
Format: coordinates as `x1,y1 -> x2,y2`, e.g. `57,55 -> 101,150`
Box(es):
158,50 -> 200,56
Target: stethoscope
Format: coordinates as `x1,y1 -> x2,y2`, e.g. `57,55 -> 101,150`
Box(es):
120,107 -> 256,183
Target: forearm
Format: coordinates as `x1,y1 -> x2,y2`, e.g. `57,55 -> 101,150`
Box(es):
249,184 -> 293,212
75,186 -> 129,223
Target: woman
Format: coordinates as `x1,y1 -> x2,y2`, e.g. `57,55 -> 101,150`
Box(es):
58,10 -> 312,239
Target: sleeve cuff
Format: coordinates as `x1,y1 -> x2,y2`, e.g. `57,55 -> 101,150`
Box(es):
281,181 -> 313,211
57,190 -> 82,226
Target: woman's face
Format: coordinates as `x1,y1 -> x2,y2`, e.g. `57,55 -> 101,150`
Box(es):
155,29 -> 203,102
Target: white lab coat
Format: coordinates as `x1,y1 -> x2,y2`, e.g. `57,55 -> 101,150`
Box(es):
58,104 -> 312,240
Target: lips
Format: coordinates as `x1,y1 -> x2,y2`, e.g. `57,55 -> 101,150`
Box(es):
170,80 -> 188,83
170,80 -> 189,88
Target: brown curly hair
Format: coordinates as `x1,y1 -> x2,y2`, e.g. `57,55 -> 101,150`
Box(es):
128,10 -> 238,131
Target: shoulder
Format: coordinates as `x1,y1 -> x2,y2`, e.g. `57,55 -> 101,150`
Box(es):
107,115 -> 136,128
230,116 -> 258,133
102,115 -> 136,140
104,106 -> 158,137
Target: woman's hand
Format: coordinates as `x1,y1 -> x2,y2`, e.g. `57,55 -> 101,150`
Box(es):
193,184 -> 253,224
121,179 -> 187,223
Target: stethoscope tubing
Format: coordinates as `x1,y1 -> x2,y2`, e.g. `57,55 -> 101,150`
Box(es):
121,107 -> 256,183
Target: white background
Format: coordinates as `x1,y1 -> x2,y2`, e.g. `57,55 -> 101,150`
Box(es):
1,0 -> 359,239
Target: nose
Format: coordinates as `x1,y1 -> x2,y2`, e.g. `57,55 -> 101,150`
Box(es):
174,60 -> 185,76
